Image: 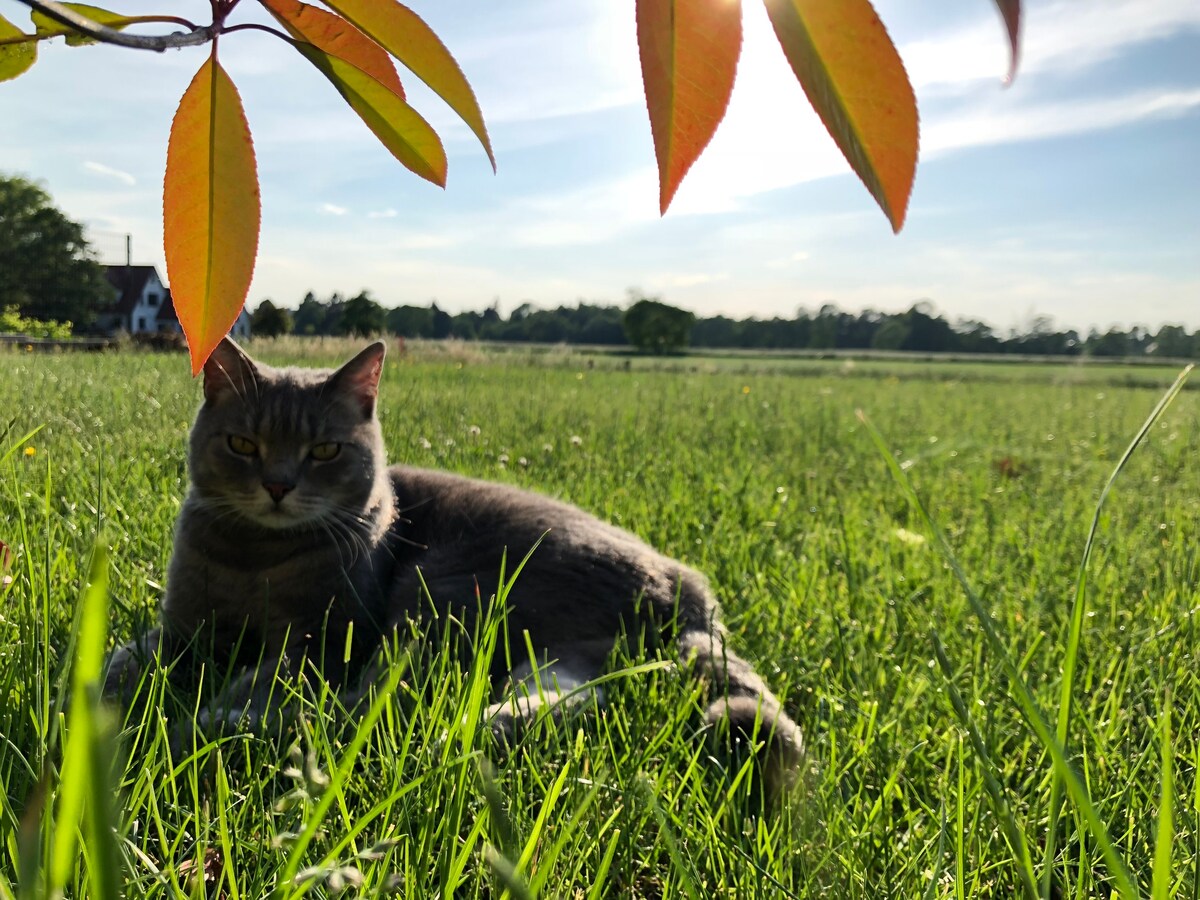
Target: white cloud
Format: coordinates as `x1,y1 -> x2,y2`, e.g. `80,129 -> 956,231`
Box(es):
905,0 -> 1200,91
924,89 -> 1200,156
320,203 -> 348,216
82,161 -> 136,186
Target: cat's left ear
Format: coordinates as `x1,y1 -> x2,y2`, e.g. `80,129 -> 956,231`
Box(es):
331,341 -> 387,418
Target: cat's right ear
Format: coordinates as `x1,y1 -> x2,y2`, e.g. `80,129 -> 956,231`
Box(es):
202,338 -> 258,404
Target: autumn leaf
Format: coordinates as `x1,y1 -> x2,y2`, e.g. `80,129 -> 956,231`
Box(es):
164,51 -> 260,375
30,3 -> 137,46
295,43 -> 446,186
0,14 -> 36,82
992,0 -> 1022,84
261,0 -> 405,98
763,0 -> 918,232
322,0 -> 494,170
637,0 -> 742,214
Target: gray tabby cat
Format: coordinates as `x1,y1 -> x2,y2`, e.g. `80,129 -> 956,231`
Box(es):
104,339 -> 803,794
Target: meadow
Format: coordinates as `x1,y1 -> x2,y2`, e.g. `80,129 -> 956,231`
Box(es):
0,340 -> 1196,898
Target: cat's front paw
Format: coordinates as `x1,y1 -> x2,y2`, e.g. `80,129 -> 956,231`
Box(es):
102,644 -> 145,706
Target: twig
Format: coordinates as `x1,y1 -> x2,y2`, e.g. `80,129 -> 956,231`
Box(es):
16,0 -> 217,52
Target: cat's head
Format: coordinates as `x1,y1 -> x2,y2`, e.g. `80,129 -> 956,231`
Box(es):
187,338 -> 390,531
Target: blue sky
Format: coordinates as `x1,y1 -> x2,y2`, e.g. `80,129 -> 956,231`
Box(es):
1,0 -> 1197,333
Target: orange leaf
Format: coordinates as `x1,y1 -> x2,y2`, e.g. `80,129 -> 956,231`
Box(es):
164,52 -> 260,375
295,43 -> 446,186
322,0 -> 494,171
260,0 -> 405,99
637,0 -> 742,215
992,0 -> 1022,84
763,0 -> 918,232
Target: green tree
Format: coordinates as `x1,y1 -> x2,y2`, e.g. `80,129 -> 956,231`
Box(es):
293,291 -> 325,335
0,304 -> 72,339
250,298 -> 292,337
340,290 -> 386,337
430,303 -> 452,339
387,305 -> 433,338
0,174 -> 110,328
622,295 -> 695,354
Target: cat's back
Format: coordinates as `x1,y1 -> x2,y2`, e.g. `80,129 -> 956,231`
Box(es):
388,464 -> 671,566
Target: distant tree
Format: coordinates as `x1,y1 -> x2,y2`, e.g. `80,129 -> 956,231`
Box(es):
293,291 -> 326,335
1153,324 -> 1194,358
954,319 -> 1002,353
250,298 -> 292,337
340,290 -> 386,337
900,302 -> 956,351
871,317 -> 910,350
1086,328 -> 1131,358
450,310 -> 480,339
430,302 -> 452,339
808,305 -> 840,349
623,294 -> 695,354
325,292 -> 346,336
387,305 -> 433,337
0,174 -> 110,328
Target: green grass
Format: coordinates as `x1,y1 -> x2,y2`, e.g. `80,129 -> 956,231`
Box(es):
0,344 -> 1197,897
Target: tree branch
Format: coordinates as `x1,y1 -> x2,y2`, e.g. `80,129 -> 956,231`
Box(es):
17,0 -> 216,52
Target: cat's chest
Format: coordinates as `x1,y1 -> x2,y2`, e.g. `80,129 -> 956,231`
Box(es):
164,532 -> 370,644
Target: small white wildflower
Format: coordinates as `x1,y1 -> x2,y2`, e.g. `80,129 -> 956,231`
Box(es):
419,438 -> 432,450
467,425 -> 481,437
570,435 -> 583,446
542,443 -> 554,453
518,456 -> 528,468
895,528 -> 926,546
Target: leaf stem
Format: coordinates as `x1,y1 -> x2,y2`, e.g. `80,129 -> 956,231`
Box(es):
16,1 -> 216,52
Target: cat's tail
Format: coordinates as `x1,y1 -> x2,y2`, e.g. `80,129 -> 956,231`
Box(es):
673,573 -> 805,801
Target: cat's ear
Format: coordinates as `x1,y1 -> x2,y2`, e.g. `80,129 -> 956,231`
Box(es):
331,341 -> 386,417
202,338 -> 258,404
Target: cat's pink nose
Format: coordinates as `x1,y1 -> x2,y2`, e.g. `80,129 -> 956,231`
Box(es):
263,481 -> 294,503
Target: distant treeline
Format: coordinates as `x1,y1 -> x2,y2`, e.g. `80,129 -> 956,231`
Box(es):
250,291 -> 1199,358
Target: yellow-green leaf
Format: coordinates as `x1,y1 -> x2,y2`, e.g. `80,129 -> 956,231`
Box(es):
763,0 -> 918,232
992,0 -> 1021,84
31,3 -> 136,47
297,42 -> 446,187
0,14 -> 37,82
638,0 -> 742,215
262,0 -> 405,99
164,53 -> 260,376
323,0 -> 494,171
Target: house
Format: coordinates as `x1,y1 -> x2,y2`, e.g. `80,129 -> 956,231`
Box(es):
100,265 -> 252,339
100,265 -> 178,335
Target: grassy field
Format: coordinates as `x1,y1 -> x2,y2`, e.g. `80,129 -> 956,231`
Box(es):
0,340 -> 1197,897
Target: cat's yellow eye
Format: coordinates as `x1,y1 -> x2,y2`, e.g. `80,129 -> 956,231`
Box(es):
228,435 -> 258,456
310,442 -> 341,461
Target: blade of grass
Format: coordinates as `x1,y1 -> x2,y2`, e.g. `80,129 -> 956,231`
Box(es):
858,409 -> 1141,899
931,629 -> 1038,899
1150,692 -> 1173,900
276,651 -> 409,895
1044,364 -> 1192,897
48,543 -> 114,895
